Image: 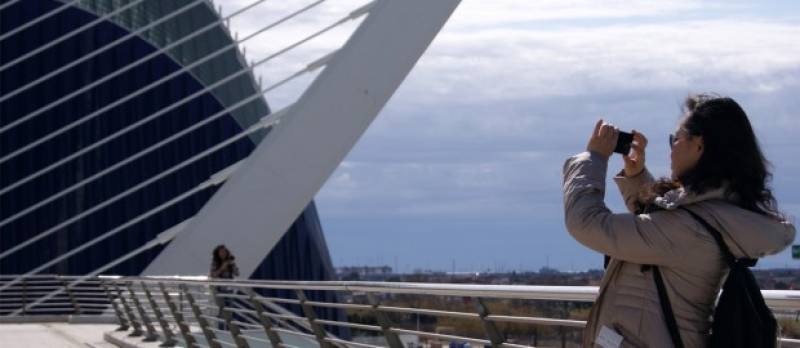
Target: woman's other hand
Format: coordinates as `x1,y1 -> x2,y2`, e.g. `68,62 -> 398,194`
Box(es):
586,119 -> 618,158
623,131 -> 648,177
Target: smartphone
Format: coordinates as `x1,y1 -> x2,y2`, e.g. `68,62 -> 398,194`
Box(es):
614,131 -> 633,155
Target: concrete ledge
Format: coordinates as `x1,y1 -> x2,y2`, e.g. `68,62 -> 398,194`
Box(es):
104,329 -> 179,348
71,315 -> 119,324
0,314 -> 118,324
104,331 -> 141,348
0,315 -> 67,323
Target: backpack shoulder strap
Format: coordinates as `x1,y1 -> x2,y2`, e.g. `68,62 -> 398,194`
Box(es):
678,207 -> 757,267
653,266 -> 685,348
652,206 -> 755,348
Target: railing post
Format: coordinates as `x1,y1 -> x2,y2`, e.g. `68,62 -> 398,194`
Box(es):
245,288 -> 283,348
208,285 -> 227,331
210,285 -> 250,348
160,283 -> 196,347
561,301 -> 567,348
295,289 -> 333,348
474,298 -> 505,348
101,281 -> 130,331
366,293 -> 404,348
142,281 -> 177,346
182,284 -> 221,348
127,283 -> 159,342
59,276 -> 81,315
21,277 -> 27,316
227,313 -> 250,348
115,282 -> 145,336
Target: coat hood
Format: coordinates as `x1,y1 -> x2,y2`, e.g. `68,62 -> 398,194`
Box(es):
655,186 -> 795,258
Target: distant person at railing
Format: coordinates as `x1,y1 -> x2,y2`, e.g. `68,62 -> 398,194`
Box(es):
562,94 -> 795,347
210,244 -> 239,330
210,244 -> 239,279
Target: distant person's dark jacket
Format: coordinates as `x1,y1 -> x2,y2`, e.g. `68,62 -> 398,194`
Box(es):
210,259 -> 239,279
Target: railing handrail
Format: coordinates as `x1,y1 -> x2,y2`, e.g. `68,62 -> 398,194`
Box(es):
1,274 -> 799,348
95,275 -> 800,310
4,275 -> 799,300
4,274 -> 798,311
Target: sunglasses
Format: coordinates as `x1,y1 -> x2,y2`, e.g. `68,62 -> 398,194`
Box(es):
669,129 -> 690,148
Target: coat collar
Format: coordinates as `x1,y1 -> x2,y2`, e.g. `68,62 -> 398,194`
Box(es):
653,186 -> 729,210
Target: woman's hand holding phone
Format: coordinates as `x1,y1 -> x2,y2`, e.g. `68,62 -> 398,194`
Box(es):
586,119 -> 619,158
623,131 -> 647,177
586,119 -> 648,176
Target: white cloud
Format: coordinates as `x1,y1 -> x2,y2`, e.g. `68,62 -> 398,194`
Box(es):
224,0 -> 800,106
405,20 -> 800,104
445,0 -> 716,27
221,1 -> 800,220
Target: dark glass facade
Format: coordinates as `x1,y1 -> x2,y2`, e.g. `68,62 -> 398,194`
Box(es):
0,0 -> 338,293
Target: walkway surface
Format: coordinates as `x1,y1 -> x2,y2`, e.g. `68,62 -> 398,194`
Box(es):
0,323 -> 118,347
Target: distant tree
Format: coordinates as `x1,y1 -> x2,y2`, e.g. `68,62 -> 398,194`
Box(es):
341,271 -> 361,281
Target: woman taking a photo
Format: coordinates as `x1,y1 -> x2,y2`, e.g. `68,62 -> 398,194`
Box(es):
210,244 -> 239,330
562,94 -> 795,347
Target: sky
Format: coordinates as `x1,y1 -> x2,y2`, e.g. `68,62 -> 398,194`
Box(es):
224,0 -> 800,272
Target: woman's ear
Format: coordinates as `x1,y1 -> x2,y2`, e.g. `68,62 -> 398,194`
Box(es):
696,137 -> 704,155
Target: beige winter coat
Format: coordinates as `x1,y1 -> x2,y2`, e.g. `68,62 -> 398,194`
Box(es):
562,151 -> 796,348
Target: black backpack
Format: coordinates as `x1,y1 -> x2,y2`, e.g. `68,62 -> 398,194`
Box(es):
651,207 -> 778,348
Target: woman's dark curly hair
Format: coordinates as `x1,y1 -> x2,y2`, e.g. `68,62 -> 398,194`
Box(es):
636,94 -> 782,218
212,244 -> 231,265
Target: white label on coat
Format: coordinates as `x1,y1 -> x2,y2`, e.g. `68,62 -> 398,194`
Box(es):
596,325 -> 624,348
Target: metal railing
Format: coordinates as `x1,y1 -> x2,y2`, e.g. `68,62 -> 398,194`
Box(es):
0,275 -> 798,348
